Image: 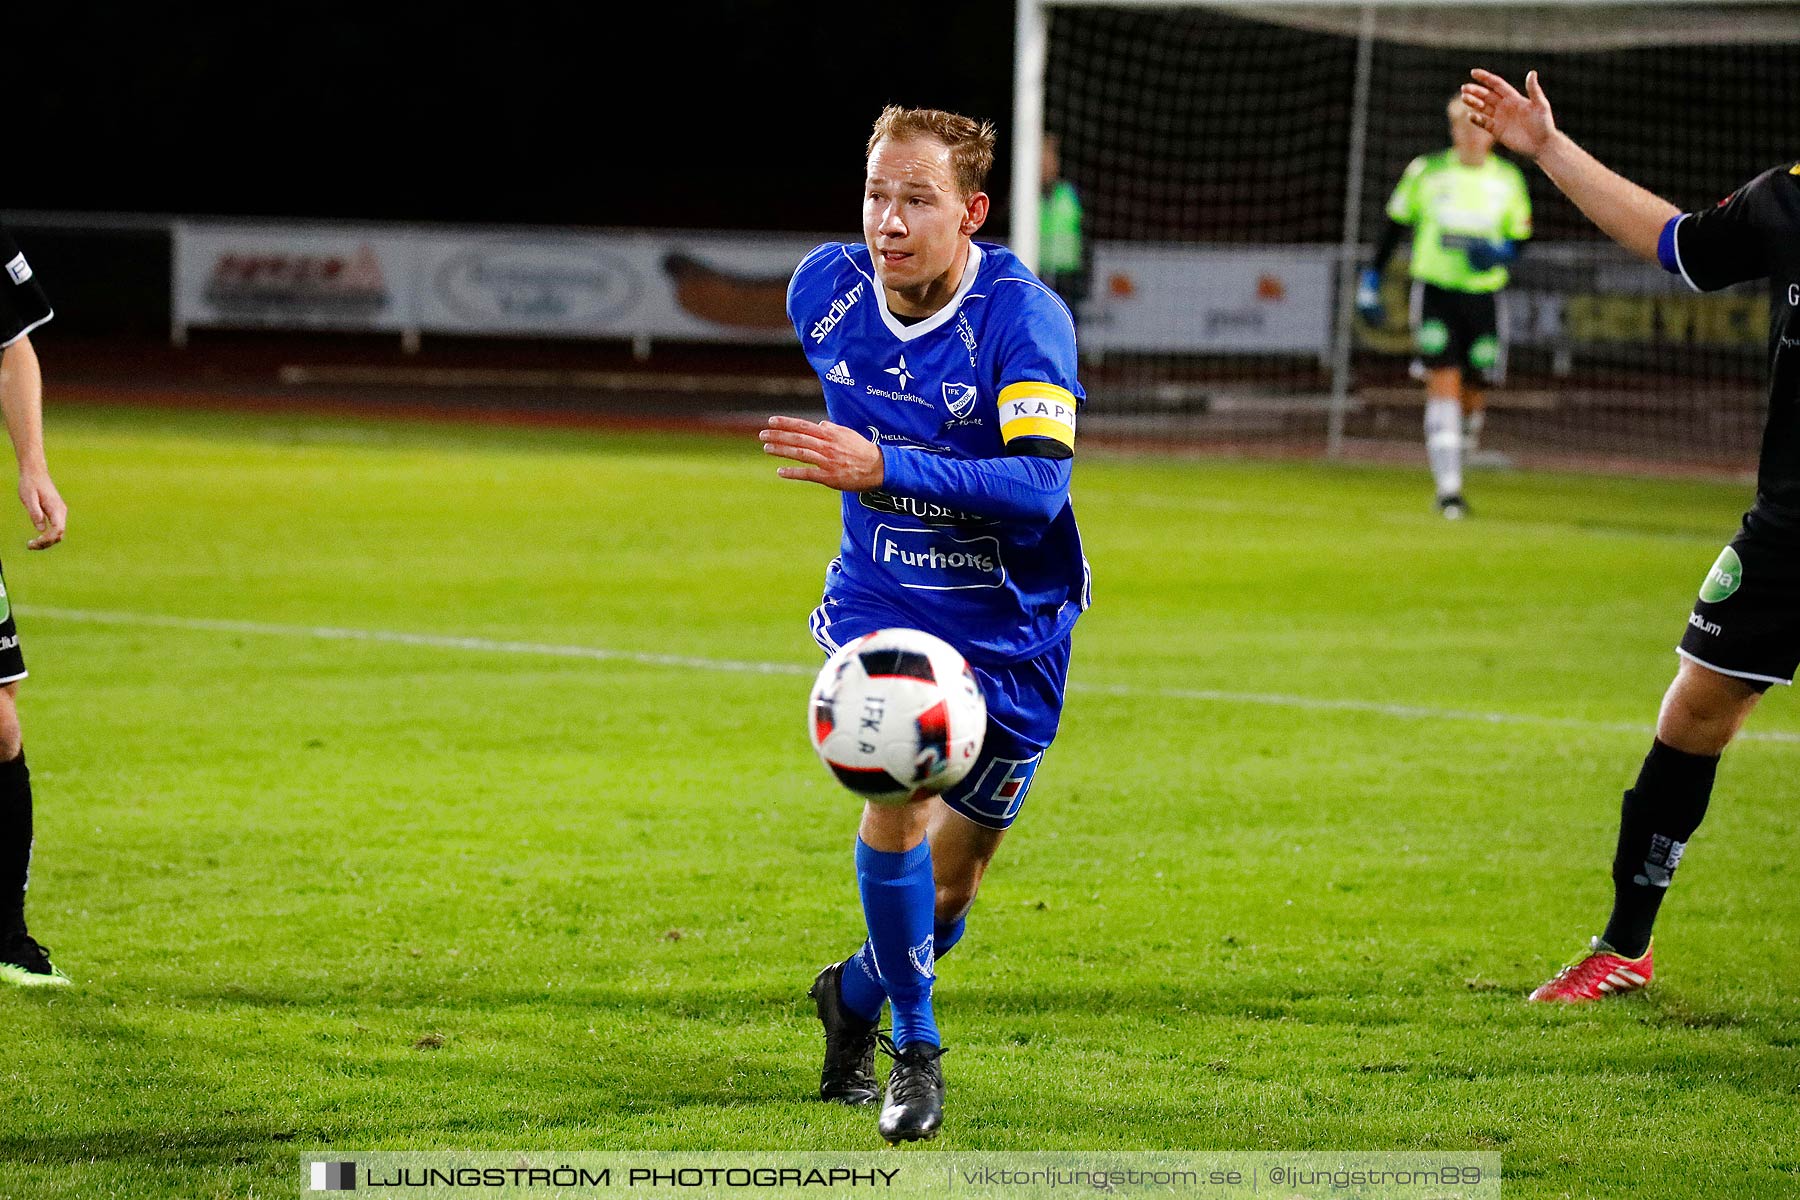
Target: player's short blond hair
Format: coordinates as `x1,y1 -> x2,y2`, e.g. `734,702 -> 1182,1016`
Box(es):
866,106 -> 997,199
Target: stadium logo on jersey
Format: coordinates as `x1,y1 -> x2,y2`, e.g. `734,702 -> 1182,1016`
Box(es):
942,382 -> 978,419
873,524 -> 1005,590
810,282 -> 864,343
885,355 -> 914,390
1700,546 -> 1743,603
825,361 -> 855,386
4,254 -> 31,286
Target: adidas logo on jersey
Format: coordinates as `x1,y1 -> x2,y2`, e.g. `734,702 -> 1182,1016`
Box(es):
826,361 -> 855,386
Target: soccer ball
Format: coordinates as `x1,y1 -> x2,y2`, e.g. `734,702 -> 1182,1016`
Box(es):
808,629 -> 986,804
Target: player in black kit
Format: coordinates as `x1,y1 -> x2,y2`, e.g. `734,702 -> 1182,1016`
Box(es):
1459,69 -> 1800,1001
0,222 -> 71,986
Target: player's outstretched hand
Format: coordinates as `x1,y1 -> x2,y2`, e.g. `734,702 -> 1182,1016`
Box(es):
759,415 -> 885,493
19,470 -> 65,550
1462,69 -> 1556,160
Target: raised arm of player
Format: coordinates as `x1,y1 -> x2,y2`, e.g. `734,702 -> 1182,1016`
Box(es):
1461,69 -> 1677,263
0,336 -> 65,550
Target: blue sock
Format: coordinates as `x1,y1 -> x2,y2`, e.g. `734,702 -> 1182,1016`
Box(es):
839,940 -> 886,1022
855,837 -> 939,1048
935,915 -> 966,959
840,915 -> 965,1022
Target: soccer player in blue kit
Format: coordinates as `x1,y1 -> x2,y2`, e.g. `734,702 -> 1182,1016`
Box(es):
760,106 -> 1089,1142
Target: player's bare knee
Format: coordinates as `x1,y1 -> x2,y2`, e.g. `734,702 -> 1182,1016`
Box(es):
1425,367 -> 1462,402
858,796 -> 934,854
934,879 -> 980,926
1657,665 -> 1758,754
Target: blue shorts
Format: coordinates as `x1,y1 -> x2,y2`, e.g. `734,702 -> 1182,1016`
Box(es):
810,596 -> 1072,831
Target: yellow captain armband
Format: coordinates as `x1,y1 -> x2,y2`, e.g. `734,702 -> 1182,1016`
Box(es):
998,381 -> 1078,459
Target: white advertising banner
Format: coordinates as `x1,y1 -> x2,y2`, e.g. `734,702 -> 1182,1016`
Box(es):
174,222 -> 824,344
412,232 -> 817,342
1078,243 -> 1336,355
173,223 -> 418,332
173,223 -> 1345,356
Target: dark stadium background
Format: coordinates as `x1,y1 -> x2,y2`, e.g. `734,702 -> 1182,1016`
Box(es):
6,0 -> 1791,463
11,4 -> 1014,230
8,2 -> 1014,337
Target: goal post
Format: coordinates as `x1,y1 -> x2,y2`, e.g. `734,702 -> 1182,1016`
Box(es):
1014,0 -> 1800,468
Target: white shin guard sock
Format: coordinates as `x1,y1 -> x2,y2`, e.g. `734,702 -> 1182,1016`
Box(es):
1424,396 -> 1463,498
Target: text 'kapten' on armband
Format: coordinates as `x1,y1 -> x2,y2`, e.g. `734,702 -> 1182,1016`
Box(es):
998,381 -> 1077,459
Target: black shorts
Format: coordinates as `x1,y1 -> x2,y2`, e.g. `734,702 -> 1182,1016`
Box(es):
1413,283 -> 1503,382
0,562 -> 24,685
1677,518 -> 1800,692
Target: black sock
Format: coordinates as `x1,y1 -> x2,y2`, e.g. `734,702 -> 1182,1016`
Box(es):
1601,739 -> 1717,958
0,753 -> 29,937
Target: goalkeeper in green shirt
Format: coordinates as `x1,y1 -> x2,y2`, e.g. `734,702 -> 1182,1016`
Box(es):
1359,94 -> 1533,518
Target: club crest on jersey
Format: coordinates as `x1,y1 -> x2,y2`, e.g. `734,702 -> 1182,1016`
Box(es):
942,382 -> 978,419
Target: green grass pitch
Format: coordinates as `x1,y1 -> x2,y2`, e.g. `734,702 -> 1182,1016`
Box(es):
2,403 -> 1797,1198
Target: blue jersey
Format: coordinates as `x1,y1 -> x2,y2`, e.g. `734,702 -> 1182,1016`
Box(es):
787,240 -> 1090,667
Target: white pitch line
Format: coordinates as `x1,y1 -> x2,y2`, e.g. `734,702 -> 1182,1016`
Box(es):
1071,679 -> 1791,742
22,606 -> 812,678
21,606 -> 1800,745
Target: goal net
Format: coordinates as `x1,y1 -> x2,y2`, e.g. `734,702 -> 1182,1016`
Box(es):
1018,0 -> 1800,470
